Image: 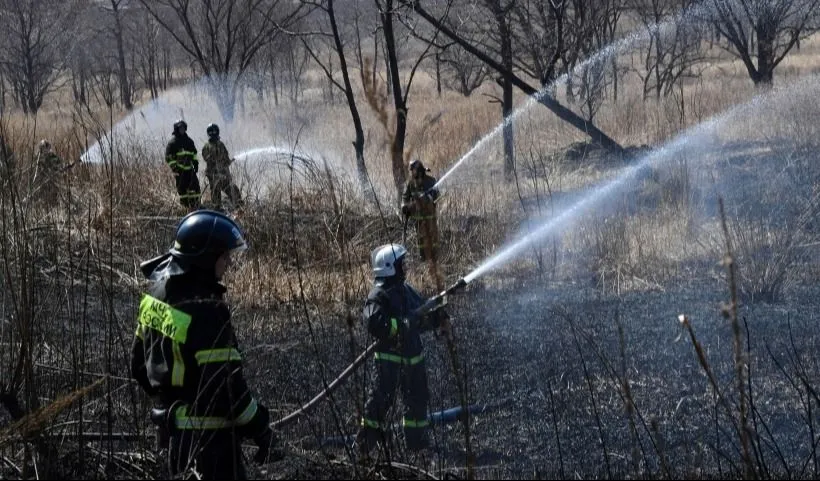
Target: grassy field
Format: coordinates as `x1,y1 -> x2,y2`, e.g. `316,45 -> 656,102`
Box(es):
0,30 -> 819,479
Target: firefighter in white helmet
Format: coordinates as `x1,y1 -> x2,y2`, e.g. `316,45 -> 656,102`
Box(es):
355,243 -> 449,458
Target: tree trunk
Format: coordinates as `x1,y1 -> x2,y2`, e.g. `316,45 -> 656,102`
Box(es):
111,1 -> 132,110
498,12 -> 515,181
328,0 -> 372,198
755,19 -> 775,86
210,76 -> 237,122
381,0 -> 408,201
435,50 -> 442,97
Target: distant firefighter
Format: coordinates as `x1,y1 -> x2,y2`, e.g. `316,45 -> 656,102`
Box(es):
202,123 -> 242,211
34,139 -> 65,203
165,120 -> 201,211
401,159 -> 441,262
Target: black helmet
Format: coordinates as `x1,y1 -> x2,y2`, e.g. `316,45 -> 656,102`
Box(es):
169,210 -> 248,269
206,123 -> 220,139
409,159 -> 429,173
173,119 -> 188,135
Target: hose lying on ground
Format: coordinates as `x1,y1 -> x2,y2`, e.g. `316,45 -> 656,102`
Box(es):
312,397 -> 514,449
270,341 -> 378,430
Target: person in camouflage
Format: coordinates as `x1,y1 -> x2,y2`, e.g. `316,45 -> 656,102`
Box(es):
401,160 -> 440,262
35,139 -> 65,204
202,124 -> 242,211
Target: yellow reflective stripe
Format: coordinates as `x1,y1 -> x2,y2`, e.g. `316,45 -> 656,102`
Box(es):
138,295 -> 191,343
374,352 -> 424,365
389,318 -> 398,338
234,398 -> 258,426
135,324 -> 144,340
361,417 -> 386,429
174,405 -> 232,430
180,192 -> 201,199
171,341 -> 185,387
403,418 -> 429,428
195,348 -> 242,365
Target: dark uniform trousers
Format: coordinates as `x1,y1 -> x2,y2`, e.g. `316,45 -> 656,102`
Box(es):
168,429 -> 246,480
360,353 -> 430,451
175,170 -> 201,210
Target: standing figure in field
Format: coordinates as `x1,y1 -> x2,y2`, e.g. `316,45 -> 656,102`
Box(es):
202,123 -> 243,211
130,210 -> 281,479
166,120 -> 201,211
401,160 -> 441,262
355,243 -> 449,459
34,139 -> 65,204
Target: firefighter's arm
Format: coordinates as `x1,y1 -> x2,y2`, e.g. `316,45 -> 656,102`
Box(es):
363,293 -> 403,341
165,143 -> 181,173
196,306 -> 270,439
129,328 -> 157,396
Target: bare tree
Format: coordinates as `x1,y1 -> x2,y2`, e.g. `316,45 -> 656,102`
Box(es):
301,0 -> 372,197
562,0 -> 624,108
708,0 -> 820,86
371,0 -> 439,199
137,0 -> 310,121
406,0 -> 624,154
101,0 -> 134,110
439,42 -> 490,96
629,0 -> 706,100
0,0 -> 82,114
130,8 -> 169,99
511,0 -> 567,89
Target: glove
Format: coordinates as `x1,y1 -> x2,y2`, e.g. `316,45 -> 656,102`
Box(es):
401,204 -> 412,216
403,310 -> 421,332
252,428 -> 284,464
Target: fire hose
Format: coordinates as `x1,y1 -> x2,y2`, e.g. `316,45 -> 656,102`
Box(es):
269,278 -> 469,431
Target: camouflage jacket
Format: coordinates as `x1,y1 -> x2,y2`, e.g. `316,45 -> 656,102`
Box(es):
202,139 -> 232,175
37,152 -> 63,175
402,174 -> 439,220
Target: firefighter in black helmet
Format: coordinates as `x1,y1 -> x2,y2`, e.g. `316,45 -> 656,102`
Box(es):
130,210 -> 280,479
202,123 -> 242,211
166,120 -> 202,211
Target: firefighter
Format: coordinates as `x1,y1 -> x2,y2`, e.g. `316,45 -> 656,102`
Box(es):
34,139 -> 64,201
166,120 -> 202,211
355,243 -> 449,458
130,210 -> 280,479
202,123 -> 242,211
401,160 -> 440,262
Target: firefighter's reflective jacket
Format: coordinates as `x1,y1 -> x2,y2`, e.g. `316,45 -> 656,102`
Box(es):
130,269 -> 269,437
165,134 -> 199,174
364,279 -> 443,361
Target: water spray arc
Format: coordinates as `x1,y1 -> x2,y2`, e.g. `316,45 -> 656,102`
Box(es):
269,70 -> 816,441
424,0 -> 712,192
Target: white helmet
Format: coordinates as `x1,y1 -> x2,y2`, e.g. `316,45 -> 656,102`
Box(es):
371,243 -> 407,278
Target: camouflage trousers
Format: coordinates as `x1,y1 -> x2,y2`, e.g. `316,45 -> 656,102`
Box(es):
206,170 -> 242,209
